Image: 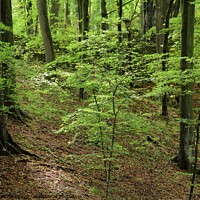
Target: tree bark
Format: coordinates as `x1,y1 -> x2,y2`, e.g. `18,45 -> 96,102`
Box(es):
141,0 -> 154,35
161,0 -> 174,116
38,0 -> 55,63
82,0 -> 89,39
50,0 -> 60,26
155,0 -> 169,54
77,0 -> 83,41
179,0 -> 195,171
25,0 -> 34,34
0,0 -> 19,117
155,0 -> 170,116
101,0 -> 108,31
0,0 -> 33,155
77,0 -> 89,99
118,0 -> 123,43
172,0 -> 180,17
64,0 -> 71,27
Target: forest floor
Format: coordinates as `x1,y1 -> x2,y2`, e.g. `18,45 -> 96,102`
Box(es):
0,60 -> 200,200
0,99 -> 200,200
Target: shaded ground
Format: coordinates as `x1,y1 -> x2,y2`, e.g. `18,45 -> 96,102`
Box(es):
0,110 -> 200,200
1,82 -> 200,200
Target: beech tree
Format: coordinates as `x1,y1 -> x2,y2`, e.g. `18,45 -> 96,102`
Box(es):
179,0 -> 195,171
25,0 -> 33,34
37,0 -> 55,63
77,0 -> 89,99
101,0 -> 108,31
64,0 -> 71,27
50,0 -> 60,26
141,0 -> 154,35
77,0 -> 89,40
117,0 -> 123,43
0,0 -> 28,155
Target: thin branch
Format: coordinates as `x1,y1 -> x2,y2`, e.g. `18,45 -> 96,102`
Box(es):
108,0 -> 135,15
131,0 -> 140,21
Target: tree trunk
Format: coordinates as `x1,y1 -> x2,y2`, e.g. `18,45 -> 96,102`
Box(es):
172,0 -> 180,17
25,0 -> 34,34
161,0 -> 174,116
155,0 -> 169,54
38,0 -> 55,63
77,0 -> 89,38
0,0 -> 32,155
101,0 -> 108,31
50,0 -> 60,26
118,0 -> 123,43
155,0 -> 170,116
77,0 -> 89,99
0,0 -> 19,116
179,0 -> 195,171
77,0 -> 83,41
141,0 -> 154,35
64,0 -> 71,27
82,0 -> 89,39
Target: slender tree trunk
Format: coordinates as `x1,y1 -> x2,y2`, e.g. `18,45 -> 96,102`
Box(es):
0,0 -> 17,113
38,0 -> 55,63
172,0 -> 180,17
25,0 -> 34,34
155,0 -> 168,54
77,0 -> 89,100
101,0 -> 108,31
179,0 -> 195,171
77,0 -> 83,41
161,0 -> 174,116
64,0 -> 71,27
34,15 -> 39,36
82,0 -> 89,39
155,0 -> 170,116
118,0 -> 122,43
50,0 -> 60,26
141,0 -> 154,35
0,0 -> 32,155
1,0 -> 13,44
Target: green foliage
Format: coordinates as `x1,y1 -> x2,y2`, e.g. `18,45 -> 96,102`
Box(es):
0,41 -> 14,64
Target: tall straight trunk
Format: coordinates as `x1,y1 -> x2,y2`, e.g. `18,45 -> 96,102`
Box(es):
155,0 -> 168,54
101,0 -> 108,31
77,0 -> 89,42
141,0 -> 154,35
25,0 -> 33,34
77,0 -> 89,99
179,0 -> 195,171
38,0 -> 55,63
172,0 -> 180,17
50,0 -> 60,26
161,0 -> 174,116
0,0 -> 31,155
82,0 -> 89,39
0,0 -> 16,111
118,0 -> 122,43
1,0 -> 13,44
64,0 -> 71,27
77,0 -> 83,41
155,0 -> 170,116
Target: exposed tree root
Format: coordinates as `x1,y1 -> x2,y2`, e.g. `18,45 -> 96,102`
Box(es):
0,128 -> 39,158
8,106 -> 32,125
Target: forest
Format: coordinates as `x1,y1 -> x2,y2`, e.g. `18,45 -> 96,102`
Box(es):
0,0 -> 200,199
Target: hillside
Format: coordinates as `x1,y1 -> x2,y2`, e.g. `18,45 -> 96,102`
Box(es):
0,91 -> 199,199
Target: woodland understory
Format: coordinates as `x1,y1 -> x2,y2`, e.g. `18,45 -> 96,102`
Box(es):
0,63 -> 199,199
0,0 -> 200,199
